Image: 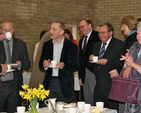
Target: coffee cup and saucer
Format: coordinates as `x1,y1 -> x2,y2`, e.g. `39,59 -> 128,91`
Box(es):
48,60 -> 57,68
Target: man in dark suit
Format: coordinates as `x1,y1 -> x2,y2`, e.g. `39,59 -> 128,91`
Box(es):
0,18 -> 30,112
39,21 -> 79,103
0,33 -> 8,75
89,22 -> 124,111
78,18 -> 100,105
0,34 -> 8,92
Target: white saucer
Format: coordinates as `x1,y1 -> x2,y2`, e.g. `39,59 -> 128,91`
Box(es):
6,69 -> 15,72
9,63 -> 17,66
89,61 -> 97,63
63,103 -> 76,108
48,65 -> 57,68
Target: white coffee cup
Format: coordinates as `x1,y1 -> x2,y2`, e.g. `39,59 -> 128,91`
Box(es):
7,64 -> 11,71
29,102 -> 39,110
5,32 -> 12,40
44,98 -> 56,110
49,60 -> 57,67
77,101 -> 85,111
64,108 -> 69,113
96,102 -> 104,108
93,56 -> 98,62
68,107 -> 77,113
84,103 -> 91,112
57,101 -> 64,110
17,106 -> 25,113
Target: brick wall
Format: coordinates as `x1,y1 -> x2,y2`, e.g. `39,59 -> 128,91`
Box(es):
0,0 -> 141,71
93,0 -> 141,40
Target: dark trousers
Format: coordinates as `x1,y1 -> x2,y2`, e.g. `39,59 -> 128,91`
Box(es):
48,78 -> 72,102
79,86 -> 84,101
40,78 -> 73,108
93,82 -> 119,112
0,80 -> 18,113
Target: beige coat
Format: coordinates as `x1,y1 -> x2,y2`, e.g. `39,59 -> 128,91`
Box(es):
29,32 -> 50,87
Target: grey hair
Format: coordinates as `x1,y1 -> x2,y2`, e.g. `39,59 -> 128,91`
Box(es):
137,22 -> 141,29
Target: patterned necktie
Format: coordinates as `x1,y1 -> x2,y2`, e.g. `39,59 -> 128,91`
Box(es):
98,43 -> 107,59
96,43 -> 107,72
83,36 -> 88,52
5,39 -> 11,63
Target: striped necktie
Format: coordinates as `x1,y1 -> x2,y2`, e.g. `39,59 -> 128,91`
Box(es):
96,43 -> 107,72
98,43 -> 107,59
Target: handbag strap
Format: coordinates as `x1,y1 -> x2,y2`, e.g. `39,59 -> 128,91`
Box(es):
119,68 -> 133,79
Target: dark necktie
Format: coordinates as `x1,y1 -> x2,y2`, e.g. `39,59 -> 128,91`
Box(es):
83,36 -> 88,52
98,43 -> 107,59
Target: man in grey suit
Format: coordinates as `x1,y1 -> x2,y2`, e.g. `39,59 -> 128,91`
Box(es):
78,18 -> 100,105
0,18 -> 30,112
89,23 -> 124,112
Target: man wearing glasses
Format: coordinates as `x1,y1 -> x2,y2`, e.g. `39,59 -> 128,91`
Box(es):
0,18 -> 30,112
78,18 -> 100,105
89,23 -> 124,111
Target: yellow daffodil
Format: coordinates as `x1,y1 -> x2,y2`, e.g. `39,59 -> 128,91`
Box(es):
19,84 -> 50,101
22,84 -> 29,90
39,84 -> 44,89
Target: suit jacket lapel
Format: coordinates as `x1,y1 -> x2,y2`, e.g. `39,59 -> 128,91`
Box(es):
12,38 -> 18,62
60,38 -> 67,61
0,41 -> 5,55
104,37 -> 115,56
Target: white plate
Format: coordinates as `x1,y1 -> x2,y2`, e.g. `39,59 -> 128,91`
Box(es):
9,63 -> 18,66
6,69 -> 15,72
91,107 -> 108,111
102,108 -> 108,111
48,65 -> 57,68
63,103 -> 76,108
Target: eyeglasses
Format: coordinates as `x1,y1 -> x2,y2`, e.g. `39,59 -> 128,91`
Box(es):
78,25 -> 88,30
2,28 -> 14,32
98,31 -> 108,35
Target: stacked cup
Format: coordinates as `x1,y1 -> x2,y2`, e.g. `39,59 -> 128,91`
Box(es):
96,102 -> 104,109
17,106 -> 25,113
77,101 -> 91,113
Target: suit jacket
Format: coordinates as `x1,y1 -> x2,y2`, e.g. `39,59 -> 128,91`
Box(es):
0,65 -> 2,73
122,32 -> 137,55
39,38 -> 79,98
92,37 -> 124,96
78,30 -> 100,83
0,37 -> 30,90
